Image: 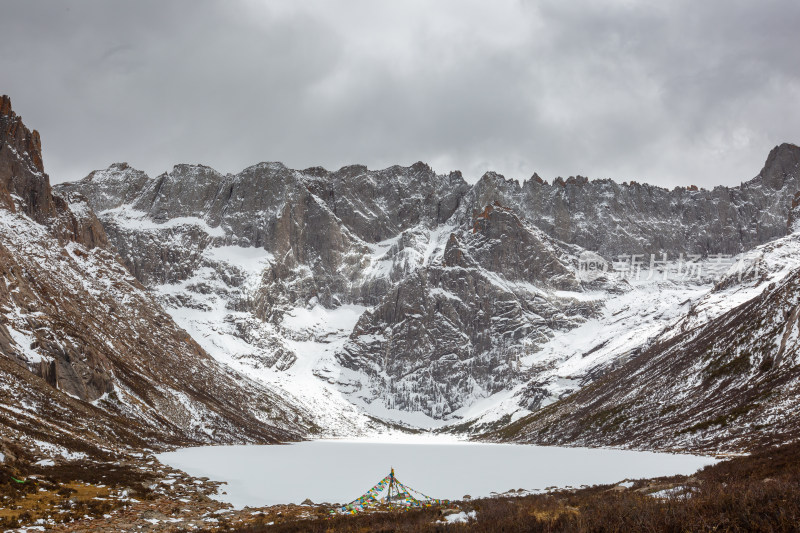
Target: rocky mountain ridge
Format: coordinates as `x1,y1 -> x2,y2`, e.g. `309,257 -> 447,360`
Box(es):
55,133 -> 800,446
64,142 -> 800,261
463,142 -> 800,257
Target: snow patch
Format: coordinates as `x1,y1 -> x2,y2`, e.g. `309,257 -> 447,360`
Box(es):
203,245 -> 274,277
101,206 -> 225,237
445,510 -> 476,524
282,304 -> 366,335
6,326 -> 44,364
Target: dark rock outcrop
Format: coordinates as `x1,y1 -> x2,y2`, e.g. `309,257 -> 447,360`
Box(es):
0,94 -> 53,220
467,202 -> 578,290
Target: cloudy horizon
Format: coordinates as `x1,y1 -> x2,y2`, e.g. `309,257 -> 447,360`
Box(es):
2,0 -> 798,187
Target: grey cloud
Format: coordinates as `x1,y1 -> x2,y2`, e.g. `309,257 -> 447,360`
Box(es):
0,0 -> 797,188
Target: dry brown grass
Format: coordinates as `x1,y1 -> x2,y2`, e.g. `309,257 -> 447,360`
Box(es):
0,461 -> 151,529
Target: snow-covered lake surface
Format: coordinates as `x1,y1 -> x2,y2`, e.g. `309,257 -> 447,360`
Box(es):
157,437 -> 717,508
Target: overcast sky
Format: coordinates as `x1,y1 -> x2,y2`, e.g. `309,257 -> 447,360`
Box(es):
1,0 -> 798,187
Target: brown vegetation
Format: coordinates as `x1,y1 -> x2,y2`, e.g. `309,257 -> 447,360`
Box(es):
0,461 -> 156,529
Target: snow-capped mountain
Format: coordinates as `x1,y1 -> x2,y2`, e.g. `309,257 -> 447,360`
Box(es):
0,96 -> 312,463
56,136 -> 800,448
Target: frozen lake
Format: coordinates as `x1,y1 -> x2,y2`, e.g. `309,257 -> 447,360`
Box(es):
157,437 -> 717,508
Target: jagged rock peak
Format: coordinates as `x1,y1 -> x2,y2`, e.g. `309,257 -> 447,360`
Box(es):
239,161 -> 288,174
0,96 -> 109,248
84,162 -> 139,181
478,170 -> 519,186
512,143 -> 800,193
172,162 -> 221,172
0,94 -> 52,219
0,95 -> 44,174
758,143 -> 800,190
302,165 -> 330,178
565,175 -> 589,186
334,163 -> 369,179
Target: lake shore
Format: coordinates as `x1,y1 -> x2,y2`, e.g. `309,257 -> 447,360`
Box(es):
156,437 -> 717,509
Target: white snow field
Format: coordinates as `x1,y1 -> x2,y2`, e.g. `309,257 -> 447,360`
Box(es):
157,437 -> 717,508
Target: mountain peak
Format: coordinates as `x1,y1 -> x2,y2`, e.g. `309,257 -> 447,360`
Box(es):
0,95 -> 44,174
0,94 -> 52,219
758,142 -> 800,190
0,94 -> 12,116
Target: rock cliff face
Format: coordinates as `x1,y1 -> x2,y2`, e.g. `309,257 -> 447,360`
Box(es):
335,203 -> 594,418
0,95 -> 50,219
0,96 -> 310,461
62,161 -> 470,301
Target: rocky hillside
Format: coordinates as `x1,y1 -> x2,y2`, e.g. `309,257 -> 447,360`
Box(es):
55,119 -> 800,447
488,193 -> 800,452
0,96 -> 312,464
